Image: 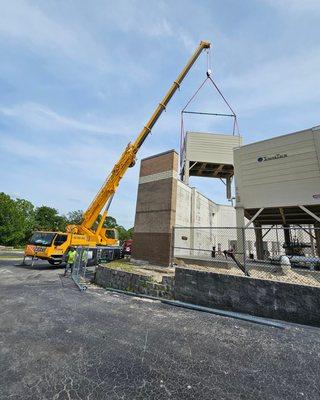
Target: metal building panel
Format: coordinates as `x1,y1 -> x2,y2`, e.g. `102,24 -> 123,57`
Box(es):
313,125 -> 320,171
234,127 -> 320,208
185,132 -> 242,165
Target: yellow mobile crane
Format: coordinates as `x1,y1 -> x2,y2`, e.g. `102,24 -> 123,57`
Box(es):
25,40 -> 211,265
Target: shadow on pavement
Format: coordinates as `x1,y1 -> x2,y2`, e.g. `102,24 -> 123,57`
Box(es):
13,262 -> 64,271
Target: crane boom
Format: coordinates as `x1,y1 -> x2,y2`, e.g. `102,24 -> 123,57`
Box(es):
24,40 -> 212,265
78,41 -> 211,238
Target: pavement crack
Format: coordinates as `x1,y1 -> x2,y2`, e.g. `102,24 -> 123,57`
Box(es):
141,329 -> 149,363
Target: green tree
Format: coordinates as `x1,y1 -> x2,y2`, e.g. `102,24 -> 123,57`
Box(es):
92,215 -> 132,241
93,214 -> 117,230
34,206 -> 67,231
127,227 -> 134,238
116,225 -> 128,241
104,216 -> 117,228
67,210 -> 83,225
15,198 -> 36,242
117,225 -> 134,241
0,193 -> 134,246
0,193 -> 27,246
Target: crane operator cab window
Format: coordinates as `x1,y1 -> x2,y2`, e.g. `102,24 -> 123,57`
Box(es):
28,232 -> 55,246
54,234 -> 68,247
106,229 -> 118,240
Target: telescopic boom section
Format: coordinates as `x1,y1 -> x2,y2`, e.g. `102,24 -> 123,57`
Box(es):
81,40 -> 211,231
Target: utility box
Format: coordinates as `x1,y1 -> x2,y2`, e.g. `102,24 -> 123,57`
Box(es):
181,132 -> 242,182
234,126 -> 320,209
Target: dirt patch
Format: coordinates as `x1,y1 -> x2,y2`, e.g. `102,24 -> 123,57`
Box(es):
175,259 -> 320,288
249,267 -> 320,287
101,260 -> 174,283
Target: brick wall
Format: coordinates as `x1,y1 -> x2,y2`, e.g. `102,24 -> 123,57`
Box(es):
132,150 -> 179,266
140,150 -> 178,177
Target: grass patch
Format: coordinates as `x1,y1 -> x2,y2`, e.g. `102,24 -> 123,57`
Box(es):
100,260 -> 167,283
101,260 -> 159,282
102,260 -> 139,273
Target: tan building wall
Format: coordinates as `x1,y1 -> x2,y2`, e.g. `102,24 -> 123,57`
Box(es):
174,180 -> 237,258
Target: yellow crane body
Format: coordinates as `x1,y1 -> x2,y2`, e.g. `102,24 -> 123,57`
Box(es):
25,41 -> 211,264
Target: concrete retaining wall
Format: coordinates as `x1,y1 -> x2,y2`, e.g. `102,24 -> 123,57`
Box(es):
95,266 -> 174,299
175,267 -> 320,326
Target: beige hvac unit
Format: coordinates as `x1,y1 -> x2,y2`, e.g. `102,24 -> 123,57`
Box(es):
234,126 -> 320,226
181,132 -> 242,198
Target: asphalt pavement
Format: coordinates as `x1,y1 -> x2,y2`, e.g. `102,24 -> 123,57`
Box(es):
0,256 -> 320,400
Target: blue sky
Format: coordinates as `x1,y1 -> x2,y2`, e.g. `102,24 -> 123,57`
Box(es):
0,0 -> 319,228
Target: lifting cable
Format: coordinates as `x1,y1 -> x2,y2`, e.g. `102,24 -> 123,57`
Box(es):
180,49 -> 239,164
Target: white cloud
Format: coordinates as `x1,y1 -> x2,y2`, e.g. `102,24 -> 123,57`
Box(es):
220,47 -> 320,114
0,102 -> 143,137
0,0 -> 106,67
265,0 -> 320,13
1,103 -> 106,134
0,133 -> 119,175
0,0 -> 152,84
97,0 -> 197,51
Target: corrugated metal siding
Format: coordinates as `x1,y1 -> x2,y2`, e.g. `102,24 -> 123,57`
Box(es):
185,132 -> 242,164
234,128 -> 320,208
313,127 -> 320,170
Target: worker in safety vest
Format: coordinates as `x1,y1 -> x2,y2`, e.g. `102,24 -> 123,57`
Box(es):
64,247 -> 76,276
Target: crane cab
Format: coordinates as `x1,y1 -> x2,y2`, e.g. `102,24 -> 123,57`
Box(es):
25,231 -> 70,265
25,229 -> 119,265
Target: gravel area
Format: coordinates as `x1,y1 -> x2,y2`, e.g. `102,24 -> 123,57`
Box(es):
176,259 -> 320,287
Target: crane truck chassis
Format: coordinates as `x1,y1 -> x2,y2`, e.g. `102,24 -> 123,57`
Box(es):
25,231 -> 120,265
24,40 -> 211,265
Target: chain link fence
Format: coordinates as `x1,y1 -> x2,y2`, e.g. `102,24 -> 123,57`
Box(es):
71,246 -> 122,291
71,247 -> 92,291
172,226 -> 320,287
